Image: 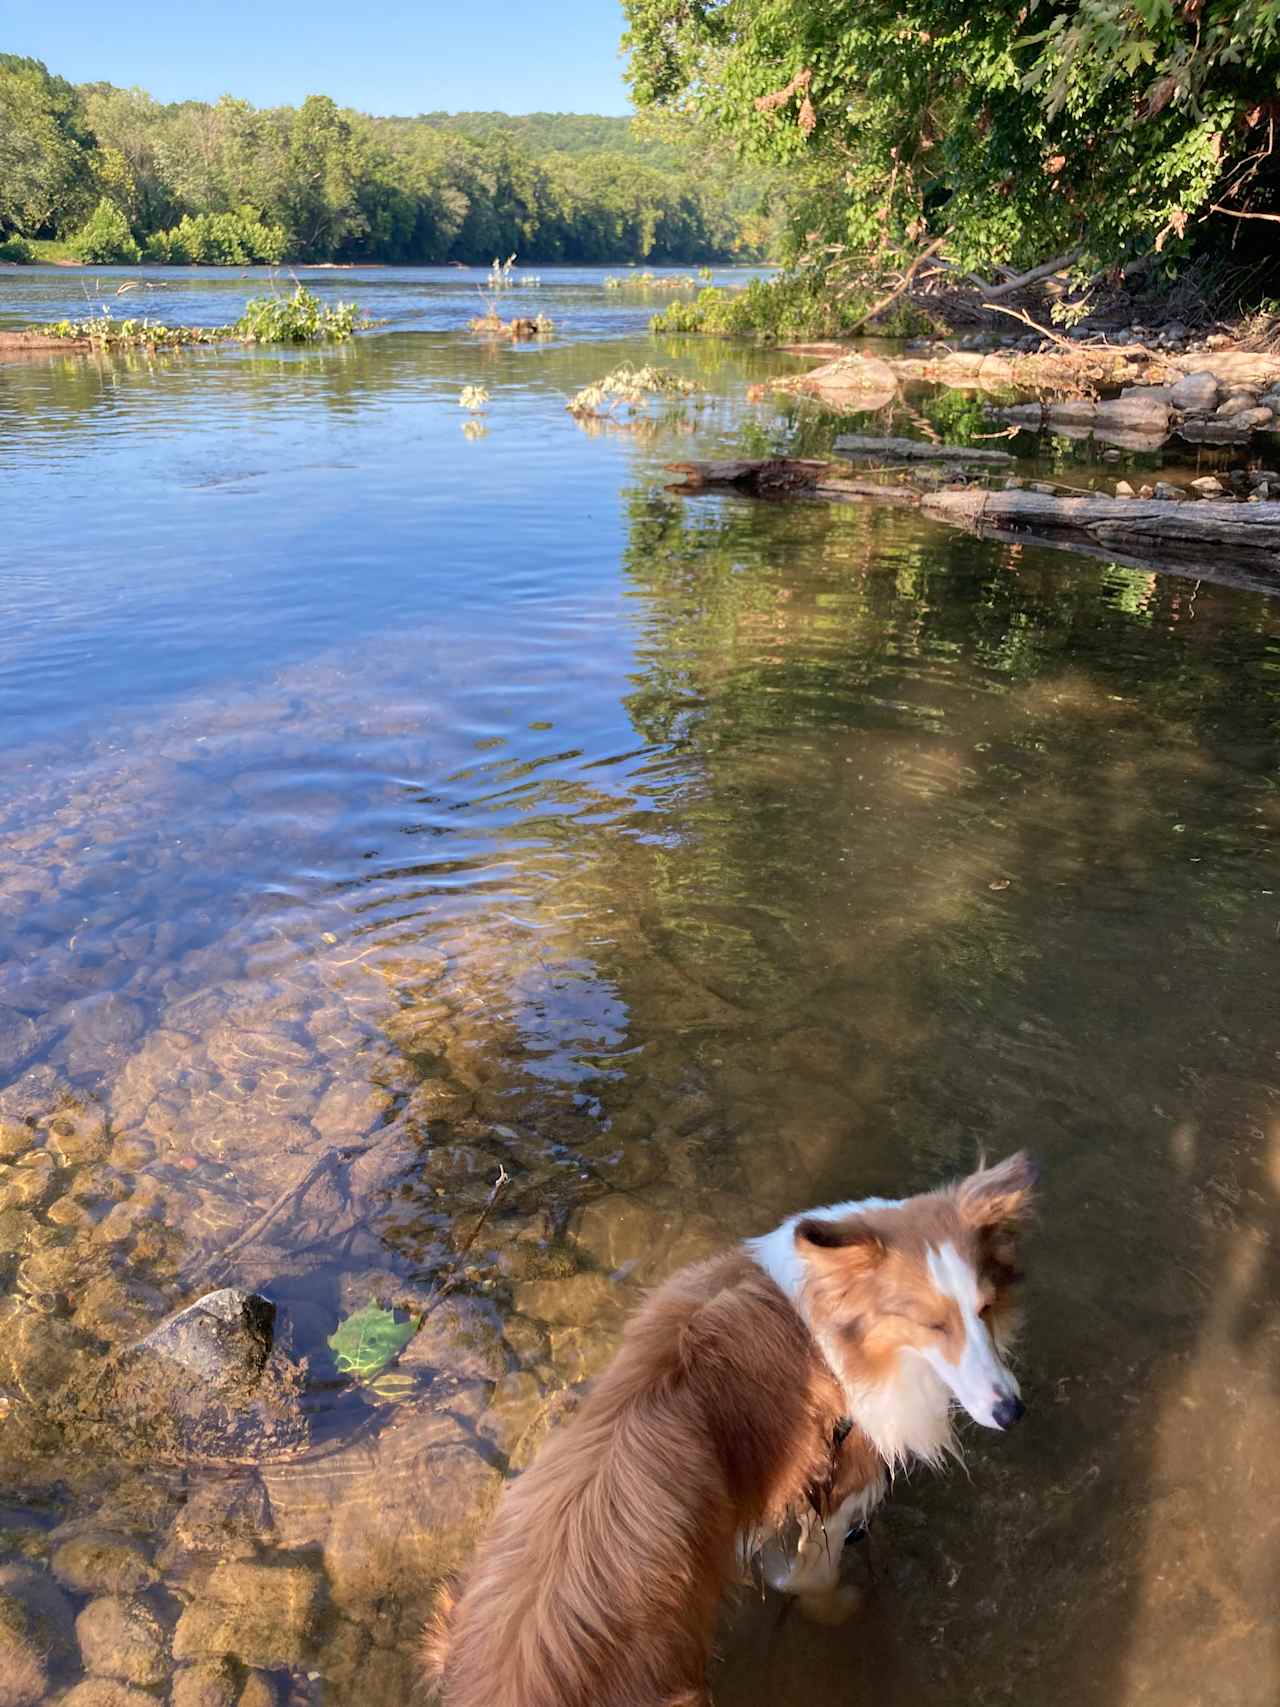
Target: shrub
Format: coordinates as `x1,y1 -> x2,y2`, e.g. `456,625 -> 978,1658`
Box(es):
71,199 -> 140,264
145,209 -> 288,266
235,285 -> 362,342
0,234 -> 34,263
651,276 -> 940,340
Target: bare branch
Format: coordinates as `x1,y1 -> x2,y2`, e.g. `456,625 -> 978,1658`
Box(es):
968,248 -> 1084,300
1209,202 -> 1280,225
845,234 -> 950,333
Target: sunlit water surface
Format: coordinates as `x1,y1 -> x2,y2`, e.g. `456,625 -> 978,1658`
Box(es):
1,264 -> 1278,1707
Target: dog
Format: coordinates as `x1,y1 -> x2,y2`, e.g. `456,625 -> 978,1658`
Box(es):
426,1151 -> 1036,1707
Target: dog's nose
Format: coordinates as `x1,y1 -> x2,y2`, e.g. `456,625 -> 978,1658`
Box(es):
993,1395 -> 1025,1430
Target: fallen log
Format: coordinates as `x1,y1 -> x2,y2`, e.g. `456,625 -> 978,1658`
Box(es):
667,457 -> 832,494
834,434 -> 1014,466
921,488 -> 1280,563
666,457 -> 1280,583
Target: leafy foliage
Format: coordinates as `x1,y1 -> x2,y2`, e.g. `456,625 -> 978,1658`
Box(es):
621,0 -> 1280,292
0,234 -> 34,263
568,363 -> 702,417
327,1302 -> 415,1385
145,208 -> 287,266
42,309 -> 231,349
652,277 -> 939,338
234,286 -> 363,343
70,197 -> 140,263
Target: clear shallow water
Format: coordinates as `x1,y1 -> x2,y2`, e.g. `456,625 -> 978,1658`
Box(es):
1,268 -> 1279,1707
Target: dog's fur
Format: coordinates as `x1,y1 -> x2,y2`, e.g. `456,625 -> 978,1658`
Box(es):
426,1152 -> 1035,1707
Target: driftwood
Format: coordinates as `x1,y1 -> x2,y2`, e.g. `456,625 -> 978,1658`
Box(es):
667,457 -> 1280,582
834,434 -> 1014,466
922,488 -> 1280,564
666,458 -> 832,494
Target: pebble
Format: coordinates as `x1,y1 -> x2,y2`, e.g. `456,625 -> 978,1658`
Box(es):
1153,482 -> 1186,501
52,1532 -> 158,1597
0,1119 -> 34,1162
1189,476 -> 1226,496
170,1658 -> 240,1707
237,1673 -> 279,1707
60,1683 -> 159,1707
1114,481 -> 1135,498
1168,371 -> 1220,412
0,1562 -> 77,1705
76,1594 -> 170,1685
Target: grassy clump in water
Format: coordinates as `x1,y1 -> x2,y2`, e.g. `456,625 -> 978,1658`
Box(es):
43,311 -> 232,350
35,286 -> 367,350
603,271 -> 706,292
653,276 -> 941,341
235,285 -> 363,343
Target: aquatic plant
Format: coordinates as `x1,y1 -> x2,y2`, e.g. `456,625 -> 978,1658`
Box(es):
33,285 -> 366,350
235,285 -> 363,343
567,363 -> 701,419
41,307 -> 232,349
459,384 -> 491,411
603,271 -> 699,291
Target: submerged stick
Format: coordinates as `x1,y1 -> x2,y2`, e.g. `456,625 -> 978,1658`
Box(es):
190,1141 -> 372,1288
415,1165 -> 511,1330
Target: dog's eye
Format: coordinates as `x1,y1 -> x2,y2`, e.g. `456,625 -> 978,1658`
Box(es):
927,1320 -> 947,1334
977,1302 -> 992,1319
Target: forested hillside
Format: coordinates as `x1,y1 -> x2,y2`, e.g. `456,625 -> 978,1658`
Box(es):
0,55 -> 779,265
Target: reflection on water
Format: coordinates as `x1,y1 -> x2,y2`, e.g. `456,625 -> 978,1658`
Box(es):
2,289 -> 1279,1707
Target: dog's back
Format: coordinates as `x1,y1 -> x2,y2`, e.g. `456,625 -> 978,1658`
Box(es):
427,1249 -> 843,1707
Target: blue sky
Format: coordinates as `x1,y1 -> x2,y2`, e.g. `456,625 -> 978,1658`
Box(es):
4,0 -> 634,115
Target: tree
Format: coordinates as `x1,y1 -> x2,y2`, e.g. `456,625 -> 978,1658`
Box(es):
0,55 -> 94,236
621,0 -> 1280,284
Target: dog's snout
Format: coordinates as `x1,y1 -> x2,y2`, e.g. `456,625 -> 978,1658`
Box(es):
993,1395 -> 1025,1430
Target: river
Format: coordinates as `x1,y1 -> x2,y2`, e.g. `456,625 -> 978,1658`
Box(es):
2,263 -> 1278,1707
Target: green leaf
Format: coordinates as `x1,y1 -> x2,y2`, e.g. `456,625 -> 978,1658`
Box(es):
327,1302 -> 415,1385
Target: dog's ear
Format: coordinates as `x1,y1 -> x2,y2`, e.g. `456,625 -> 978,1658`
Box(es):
794,1216 -> 885,1272
957,1151 -> 1038,1228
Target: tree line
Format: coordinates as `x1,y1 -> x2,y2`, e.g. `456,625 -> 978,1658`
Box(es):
0,55 -> 779,265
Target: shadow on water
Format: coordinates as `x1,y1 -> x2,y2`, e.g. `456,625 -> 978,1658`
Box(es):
1,318 -> 1278,1704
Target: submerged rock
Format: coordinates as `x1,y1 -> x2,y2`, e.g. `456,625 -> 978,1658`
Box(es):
171,1560 -> 321,1670
75,1594 -> 170,1685
170,1659 -> 240,1707
0,1562 -> 77,1704
55,1289 -> 309,1465
60,1682 -> 159,1707
51,1532 -> 157,1597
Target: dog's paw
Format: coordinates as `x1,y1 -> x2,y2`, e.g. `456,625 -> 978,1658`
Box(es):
795,1583 -> 861,1626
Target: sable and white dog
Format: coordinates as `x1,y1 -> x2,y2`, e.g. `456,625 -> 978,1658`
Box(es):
427,1151 -> 1036,1707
